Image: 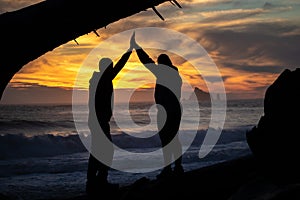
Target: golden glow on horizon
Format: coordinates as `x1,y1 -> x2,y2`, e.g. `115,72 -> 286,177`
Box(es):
10,35 -> 213,93
9,30 -> 276,97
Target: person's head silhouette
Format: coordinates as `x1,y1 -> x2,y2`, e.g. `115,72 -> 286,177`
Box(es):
157,54 -> 172,66
99,58 -> 113,73
157,53 -> 178,71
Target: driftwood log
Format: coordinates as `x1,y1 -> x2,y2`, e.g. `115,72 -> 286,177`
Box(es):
0,0 -> 178,100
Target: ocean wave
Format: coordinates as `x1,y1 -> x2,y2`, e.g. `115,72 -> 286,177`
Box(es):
0,119 -> 75,129
0,127 -> 251,160
0,119 -> 76,136
0,134 -> 86,160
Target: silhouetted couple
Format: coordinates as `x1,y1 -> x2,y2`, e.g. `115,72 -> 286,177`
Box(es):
86,32 -> 184,195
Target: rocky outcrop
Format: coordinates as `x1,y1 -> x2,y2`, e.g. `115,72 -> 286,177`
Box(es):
246,68 -> 300,183
189,87 -> 210,102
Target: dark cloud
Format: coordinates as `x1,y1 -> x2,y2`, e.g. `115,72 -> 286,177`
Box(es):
244,79 -> 258,84
221,63 -> 286,74
183,73 -> 231,83
204,75 -> 231,83
200,8 -> 264,24
181,22 -> 300,74
221,75 -> 231,82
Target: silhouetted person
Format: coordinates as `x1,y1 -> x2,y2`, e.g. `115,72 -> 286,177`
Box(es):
86,43 -> 133,195
130,33 -> 184,178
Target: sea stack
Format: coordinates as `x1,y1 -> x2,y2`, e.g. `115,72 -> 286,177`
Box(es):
246,68 -> 300,183
189,87 -> 210,102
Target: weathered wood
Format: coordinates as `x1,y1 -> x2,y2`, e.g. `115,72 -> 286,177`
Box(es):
0,0 -> 172,100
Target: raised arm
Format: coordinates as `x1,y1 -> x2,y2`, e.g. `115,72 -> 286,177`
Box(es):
136,48 -> 155,66
111,49 -> 132,79
130,32 -> 158,75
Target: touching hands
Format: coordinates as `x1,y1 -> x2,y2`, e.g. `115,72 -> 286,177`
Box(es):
130,31 -> 140,50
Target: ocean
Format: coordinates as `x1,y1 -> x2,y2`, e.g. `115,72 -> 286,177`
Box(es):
0,99 -> 264,200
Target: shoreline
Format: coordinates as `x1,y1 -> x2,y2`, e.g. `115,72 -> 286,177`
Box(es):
40,155 -> 257,200
2,153 -> 299,200
55,154 -> 299,200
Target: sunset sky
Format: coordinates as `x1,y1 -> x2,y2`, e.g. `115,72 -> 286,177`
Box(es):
1,0 -> 299,104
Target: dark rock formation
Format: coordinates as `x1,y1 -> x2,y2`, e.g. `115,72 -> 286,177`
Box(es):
246,68 -> 300,183
0,0 -> 172,100
189,87 -> 210,102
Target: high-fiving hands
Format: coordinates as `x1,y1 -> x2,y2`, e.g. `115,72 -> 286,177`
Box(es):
130,31 -> 140,50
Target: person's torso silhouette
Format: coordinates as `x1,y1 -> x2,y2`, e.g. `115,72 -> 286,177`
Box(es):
86,50 -> 132,195
133,43 -> 184,178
